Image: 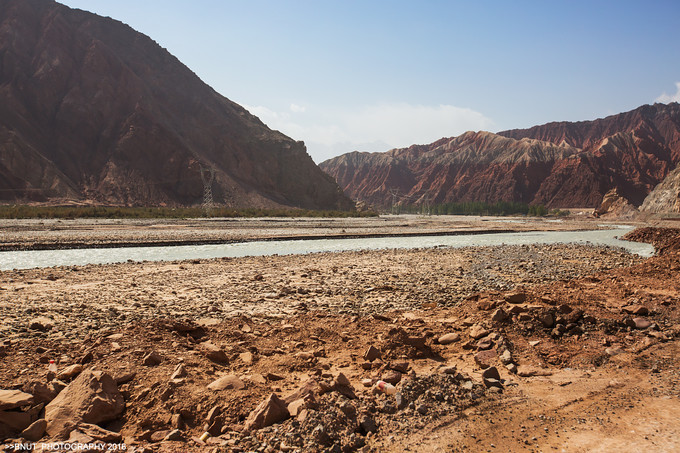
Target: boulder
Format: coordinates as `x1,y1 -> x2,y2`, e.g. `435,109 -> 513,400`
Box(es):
44,370 -> 124,439
0,409 -> 32,431
21,418 -> 47,441
0,389 -> 34,410
244,393 -> 289,431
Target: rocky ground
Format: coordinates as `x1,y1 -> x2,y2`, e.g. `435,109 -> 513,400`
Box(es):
0,219 -> 679,452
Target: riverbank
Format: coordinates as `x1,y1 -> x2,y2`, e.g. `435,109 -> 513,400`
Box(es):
0,215 -> 638,252
1,226 -> 679,451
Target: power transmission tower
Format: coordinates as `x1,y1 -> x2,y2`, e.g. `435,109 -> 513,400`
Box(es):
200,164 -> 215,215
389,189 -> 400,215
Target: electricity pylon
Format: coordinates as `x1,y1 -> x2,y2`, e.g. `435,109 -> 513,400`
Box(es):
200,164 -> 215,214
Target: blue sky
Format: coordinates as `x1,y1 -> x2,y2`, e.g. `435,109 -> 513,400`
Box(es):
59,0 -> 680,162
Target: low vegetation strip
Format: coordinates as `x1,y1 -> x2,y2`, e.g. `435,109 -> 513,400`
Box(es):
0,206 -> 377,220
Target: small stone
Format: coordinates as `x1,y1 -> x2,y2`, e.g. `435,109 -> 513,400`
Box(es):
150,430 -> 170,442
170,413 -> 184,430
361,378 -> 373,387
381,370 -> 401,385
476,338 -> 494,350
474,350 -> 497,369
164,429 -> 183,441
56,364 -> 83,381
200,342 -> 229,364
359,415 -> 378,433
622,305 -> 649,316
363,345 -> 382,362
482,366 -> 501,380
311,424 -> 331,446
244,393 -> 290,431
395,392 -> 408,410
389,361 -> 409,373
442,366 -> 457,375
504,292 -> 526,304
438,332 -> 460,345
265,372 -> 284,381
558,304 -> 573,314
605,346 -> 625,356
207,375 -> 245,391
538,312 -> 555,328
516,366 -> 552,377
170,363 -> 187,380
416,404 -> 429,415
491,308 -> 508,323
469,325 -> 490,340
142,351 -> 162,366
506,363 -> 518,374
28,317 -> 54,332
632,317 -> 652,329
239,351 -> 254,365
499,349 -> 513,365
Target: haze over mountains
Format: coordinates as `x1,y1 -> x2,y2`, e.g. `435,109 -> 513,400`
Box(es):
0,0 -> 352,209
320,103 -> 680,211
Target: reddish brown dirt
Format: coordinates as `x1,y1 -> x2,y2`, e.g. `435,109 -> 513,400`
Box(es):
1,227 -> 679,452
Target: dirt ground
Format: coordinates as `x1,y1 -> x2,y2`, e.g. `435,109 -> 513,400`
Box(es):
0,217 -> 679,452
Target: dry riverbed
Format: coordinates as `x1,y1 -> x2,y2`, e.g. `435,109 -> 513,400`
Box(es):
0,218 -> 679,452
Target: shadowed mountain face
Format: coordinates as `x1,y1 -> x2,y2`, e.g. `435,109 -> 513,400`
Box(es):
0,0 -> 352,209
320,103 -> 680,210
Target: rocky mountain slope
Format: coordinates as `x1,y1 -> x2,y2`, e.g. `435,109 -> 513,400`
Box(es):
320,103 -> 680,210
0,0 -> 352,209
640,162 -> 680,214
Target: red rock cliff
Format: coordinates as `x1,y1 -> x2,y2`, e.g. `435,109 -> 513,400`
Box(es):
321,103 -> 680,210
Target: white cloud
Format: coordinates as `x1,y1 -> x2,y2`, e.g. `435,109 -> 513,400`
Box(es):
242,102 -> 493,163
656,82 -> 680,103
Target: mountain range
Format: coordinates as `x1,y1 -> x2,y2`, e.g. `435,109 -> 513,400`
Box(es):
0,0 -> 352,209
320,103 -> 680,211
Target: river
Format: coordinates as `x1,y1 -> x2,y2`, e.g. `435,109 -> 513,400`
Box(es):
0,225 -> 654,271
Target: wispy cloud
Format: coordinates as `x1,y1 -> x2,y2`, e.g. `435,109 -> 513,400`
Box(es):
242,102 -> 493,163
656,82 -> 680,103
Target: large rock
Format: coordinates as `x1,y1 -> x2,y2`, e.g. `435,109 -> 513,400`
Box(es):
44,370 -> 124,439
0,389 -> 34,410
244,393 -> 289,431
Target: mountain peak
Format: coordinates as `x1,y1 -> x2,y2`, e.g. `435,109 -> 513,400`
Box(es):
0,0 -> 352,209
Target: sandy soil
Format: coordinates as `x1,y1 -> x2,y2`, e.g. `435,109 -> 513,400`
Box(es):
0,217 -> 679,452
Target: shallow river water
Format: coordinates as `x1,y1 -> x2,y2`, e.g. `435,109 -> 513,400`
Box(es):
0,226 -> 654,271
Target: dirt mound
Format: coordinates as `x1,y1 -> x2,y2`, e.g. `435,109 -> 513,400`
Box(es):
623,227 -> 680,254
